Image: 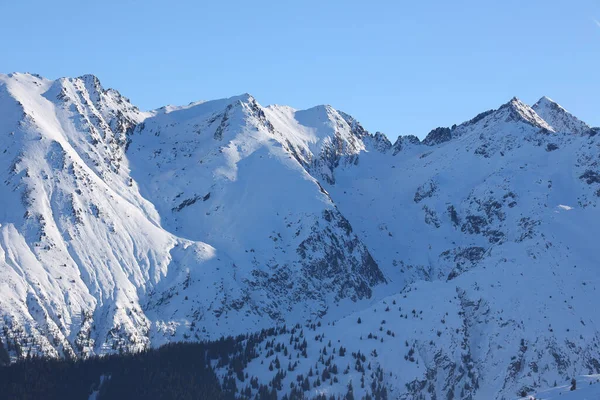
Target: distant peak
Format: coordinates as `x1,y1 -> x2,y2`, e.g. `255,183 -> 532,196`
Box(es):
76,74 -> 103,89
498,96 -> 537,116
78,73 -> 100,82
1,72 -> 49,84
422,126 -> 452,146
533,96 -> 563,110
422,97 -> 554,147
295,105 -> 340,124
502,96 -> 525,109
498,96 -> 552,130
532,95 -> 590,134
536,95 -> 554,104
392,134 -> 421,154
51,74 -> 107,100
233,92 -> 254,102
304,104 -> 335,114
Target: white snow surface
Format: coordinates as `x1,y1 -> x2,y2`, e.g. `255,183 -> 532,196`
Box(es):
533,96 -> 591,135
1,72 -> 600,399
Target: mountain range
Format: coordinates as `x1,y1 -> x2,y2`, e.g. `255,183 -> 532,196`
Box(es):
1,72 -> 599,399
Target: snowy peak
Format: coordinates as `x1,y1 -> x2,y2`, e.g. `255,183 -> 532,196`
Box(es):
422,126 -> 453,146
126,90 -> 385,324
139,92 -> 272,146
392,134 -> 420,154
499,96 -> 552,129
533,95 -> 590,135
264,104 -> 368,183
534,95 -> 558,108
291,104 -> 364,145
77,74 -> 104,99
364,131 -> 392,153
423,97 -> 554,146
49,74 -> 147,127
471,96 -> 554,133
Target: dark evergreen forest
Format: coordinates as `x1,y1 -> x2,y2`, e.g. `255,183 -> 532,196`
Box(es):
0,325 -> 377,400
0,339 -> 234,400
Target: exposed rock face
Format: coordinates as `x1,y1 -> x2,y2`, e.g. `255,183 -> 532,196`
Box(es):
423,126 -> 452,146
392,134 -> 420,154
364,131 -> 393,153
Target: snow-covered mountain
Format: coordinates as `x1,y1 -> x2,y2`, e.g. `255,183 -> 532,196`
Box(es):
0,72 -> 384,358
532,96 -> 591,136
1,72 -> 599,399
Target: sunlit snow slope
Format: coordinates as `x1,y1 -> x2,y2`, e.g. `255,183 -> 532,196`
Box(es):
0,73 -> 383,359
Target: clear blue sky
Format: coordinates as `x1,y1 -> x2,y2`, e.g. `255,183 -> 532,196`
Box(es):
2,0 -> 599,138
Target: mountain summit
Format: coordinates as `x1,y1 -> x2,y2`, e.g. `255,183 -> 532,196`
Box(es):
533,95 -> 591,135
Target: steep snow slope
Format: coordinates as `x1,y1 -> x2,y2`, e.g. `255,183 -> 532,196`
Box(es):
126,94 -> 384,330
0,73 -> 248,358
0,73 -> 172,357
533,96 -> 591,135
263,104 -> 369,184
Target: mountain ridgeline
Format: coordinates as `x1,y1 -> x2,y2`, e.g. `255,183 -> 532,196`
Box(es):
1,72 -> 599,399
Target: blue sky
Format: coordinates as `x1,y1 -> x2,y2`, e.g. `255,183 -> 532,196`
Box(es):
1,0 -> 599,138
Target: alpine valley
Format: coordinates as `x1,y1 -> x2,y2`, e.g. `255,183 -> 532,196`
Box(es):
1,72 -> 599,400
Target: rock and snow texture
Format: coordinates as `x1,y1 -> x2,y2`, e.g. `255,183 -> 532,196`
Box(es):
532,96 -> 591,135
522,375 -> 600,399
0,73 -> 383,360
127,94 -> 384,332
1,72 -> 600,399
